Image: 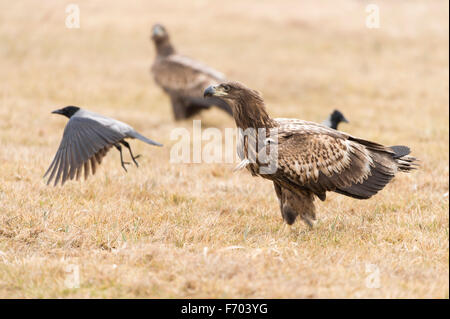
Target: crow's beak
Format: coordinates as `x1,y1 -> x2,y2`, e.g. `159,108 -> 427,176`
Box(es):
51,109 -> 64,115
204,85 -> 216,98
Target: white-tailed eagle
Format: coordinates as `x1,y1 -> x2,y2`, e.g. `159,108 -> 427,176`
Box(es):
204,82 -> 418,227
150,24 -> 232,120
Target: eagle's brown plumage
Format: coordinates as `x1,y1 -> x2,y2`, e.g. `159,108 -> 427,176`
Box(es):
150,24 -> 232,120
204,82 -> 418,227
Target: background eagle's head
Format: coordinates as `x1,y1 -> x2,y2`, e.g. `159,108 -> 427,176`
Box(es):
151,23 -> 169,43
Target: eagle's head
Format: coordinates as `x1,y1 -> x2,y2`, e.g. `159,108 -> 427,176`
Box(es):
203,82 -> 261,101
151,23 -> 169,43
204,82 -> 273,128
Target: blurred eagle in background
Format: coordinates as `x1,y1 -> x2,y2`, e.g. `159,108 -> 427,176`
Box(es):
150,24 -> 233,120
204,82 -> 418,227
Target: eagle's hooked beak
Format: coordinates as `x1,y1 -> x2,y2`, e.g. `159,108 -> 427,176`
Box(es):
204,85 -> 228,98
203,85 -> 216,98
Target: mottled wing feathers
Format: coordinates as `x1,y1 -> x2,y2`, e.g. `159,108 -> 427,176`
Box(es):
274,122 -> 400,200
333,150 -> 396,199
274,118 -> 345,138
152,54 -> 225,97
44,117 -> 126,186
277,131 -> 361,187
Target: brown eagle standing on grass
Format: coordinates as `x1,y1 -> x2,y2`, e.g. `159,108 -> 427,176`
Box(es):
150,24 -> 233,120
204,82 -> 418,227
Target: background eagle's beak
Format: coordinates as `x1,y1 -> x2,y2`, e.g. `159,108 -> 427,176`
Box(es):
152,25 -> 165,37
342,116 -> 349,123
204,85 -> 216,98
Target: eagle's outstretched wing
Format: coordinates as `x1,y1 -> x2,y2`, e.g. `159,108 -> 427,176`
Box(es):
273,120 -> 417,200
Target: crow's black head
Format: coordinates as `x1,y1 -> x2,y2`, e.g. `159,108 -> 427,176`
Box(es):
52,106 -> 80,119
329,110 -> 349,129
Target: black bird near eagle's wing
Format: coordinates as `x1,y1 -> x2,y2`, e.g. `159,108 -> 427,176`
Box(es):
44,106 -> 162,186
204,82 -> 418,227
150,24 -> 232,120
322,109 -> 349,130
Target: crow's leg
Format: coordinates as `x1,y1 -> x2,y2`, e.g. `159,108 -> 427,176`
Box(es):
115,144 -> 130,172
120,141 -> 140,167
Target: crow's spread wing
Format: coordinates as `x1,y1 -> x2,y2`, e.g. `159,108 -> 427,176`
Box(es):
44,117 -> 126,186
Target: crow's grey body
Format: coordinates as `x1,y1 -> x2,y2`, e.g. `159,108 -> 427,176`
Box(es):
44,106 -> 162,186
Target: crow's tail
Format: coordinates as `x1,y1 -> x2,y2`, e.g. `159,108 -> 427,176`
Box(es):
129,131 -> 163,147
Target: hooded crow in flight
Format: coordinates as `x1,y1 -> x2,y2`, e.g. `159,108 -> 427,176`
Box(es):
44,106 -> 162,186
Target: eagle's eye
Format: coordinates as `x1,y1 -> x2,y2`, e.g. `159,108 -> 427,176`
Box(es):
222,84 -> 231,92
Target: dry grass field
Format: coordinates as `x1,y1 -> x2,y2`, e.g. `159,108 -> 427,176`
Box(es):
0,0 -> 448,298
